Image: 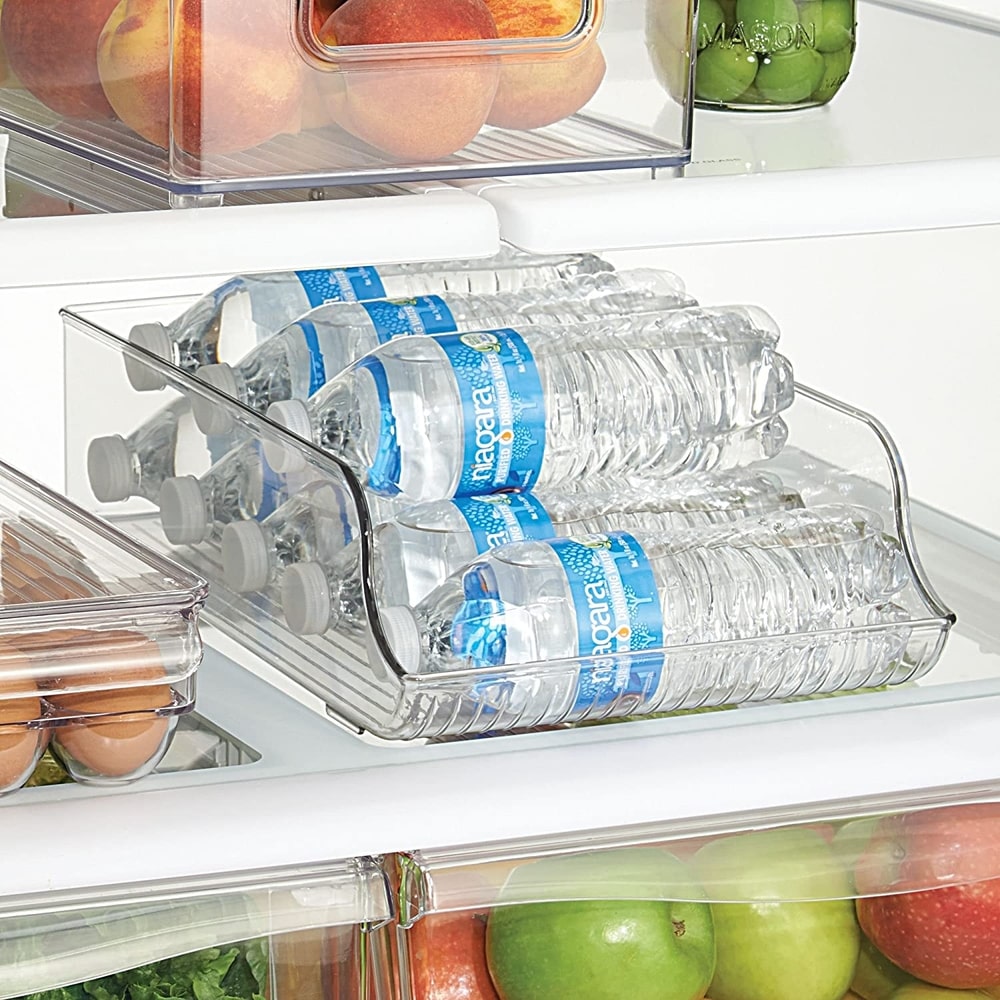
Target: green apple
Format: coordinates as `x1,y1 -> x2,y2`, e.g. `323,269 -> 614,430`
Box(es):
486,847 -> 715,1000
832,817 -> 882,878
693,828 -> 860,1000
850,934 -> 915,1000
891,986 -> 995,999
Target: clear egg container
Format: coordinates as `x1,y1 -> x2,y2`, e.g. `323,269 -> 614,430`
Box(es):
0,458 -> 207,794
59,292 -> 953,742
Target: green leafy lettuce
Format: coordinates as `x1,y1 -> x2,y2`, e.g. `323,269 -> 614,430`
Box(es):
18,940 -> 268,1000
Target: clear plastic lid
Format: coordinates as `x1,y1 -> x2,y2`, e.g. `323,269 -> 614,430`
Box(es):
0,457 -> 207,714
398,791 -> 1000,915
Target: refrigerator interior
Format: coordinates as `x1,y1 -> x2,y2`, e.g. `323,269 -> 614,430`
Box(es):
1,0 -> 1000,993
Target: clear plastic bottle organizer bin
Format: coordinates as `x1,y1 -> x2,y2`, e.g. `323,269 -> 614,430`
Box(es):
391,783 -> 1000,1000
0,457 -> 207,794
61,294 -> 953,742
0,858 -> 394,1000
0,0 -> 693,196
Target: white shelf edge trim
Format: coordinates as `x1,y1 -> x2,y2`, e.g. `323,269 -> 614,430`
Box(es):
0,188 -> 501,289
482,157 -> 1000,251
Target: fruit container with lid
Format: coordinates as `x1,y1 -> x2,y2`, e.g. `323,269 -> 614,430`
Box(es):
58,288 -> 956,742
390,782 -> 1000,1000
0,456 -> 207,794
0,0 -> 694,200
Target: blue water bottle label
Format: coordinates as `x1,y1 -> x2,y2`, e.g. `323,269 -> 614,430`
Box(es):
453,493 -> 554,553
359,356 -> 402,496
451,562 -> 508,670
550,532 -> 664,710
298,319 -> 328,396
436,329 -> 546,497
295,267 -> 387,305
361,295 -> 458,343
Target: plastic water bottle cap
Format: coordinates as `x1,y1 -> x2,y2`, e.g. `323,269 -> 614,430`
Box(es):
282,563 -> 331,635
221,520 -> 270,592
263,399 -> 311,474
159,476 -> 208,545
378,605 -> 421,674
192,364 -> 238,436
86,435 -> 132,503
125,323 -> 171,391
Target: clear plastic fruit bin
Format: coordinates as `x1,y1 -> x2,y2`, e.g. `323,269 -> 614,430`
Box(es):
0,0 -> 693,197
391,785 -> 1000,1000
0,857 -> 394,1000
60,294 -> 953,742
0,456 -> 207,793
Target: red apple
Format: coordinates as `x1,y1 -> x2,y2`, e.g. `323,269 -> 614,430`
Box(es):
408,911 -> 499,1000
854,803 -> 1000,990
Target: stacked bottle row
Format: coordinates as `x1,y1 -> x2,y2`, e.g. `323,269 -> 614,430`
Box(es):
92,247 -> 923,724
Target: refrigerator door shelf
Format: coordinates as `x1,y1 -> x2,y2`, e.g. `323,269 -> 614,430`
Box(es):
470,0 -> 1000,251
60,294 -> 953,740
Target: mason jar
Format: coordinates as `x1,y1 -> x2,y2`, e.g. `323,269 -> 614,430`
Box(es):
693,0 -> 856,109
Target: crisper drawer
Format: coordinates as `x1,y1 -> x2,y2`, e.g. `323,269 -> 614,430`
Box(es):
59,293 -> 956,741
391,783 -> 1000,1000
0,857 -> 393,1000
0,0 -> 692,195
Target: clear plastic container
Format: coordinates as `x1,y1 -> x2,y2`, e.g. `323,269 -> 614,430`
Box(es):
0,857 -> 393,1000
0,457 -> 207,793
61,292 -> 953,741
0,0 -> 694,197
392,786 -> 1000,1000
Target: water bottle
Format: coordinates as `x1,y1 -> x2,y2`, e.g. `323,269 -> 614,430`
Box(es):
275,470 -> 803,635
263,312 -> 794,503
221,481 -> 403,593
376,505 -> 911,720
87,398 -> 190,504
190,269 -> 692,434
123,249 -> 614,392
158,440 -> 313,545
376,471 -> 804,609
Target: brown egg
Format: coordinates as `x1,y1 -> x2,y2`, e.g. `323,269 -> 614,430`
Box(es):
0,644 -> 45,792
35,629 -> 175,781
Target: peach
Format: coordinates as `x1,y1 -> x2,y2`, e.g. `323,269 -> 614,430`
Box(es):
97,0 -> 304,156
0,0 -> 119,117
0,0 -> 23,89
319,0 -> 499,161
486,37 -> 605,129
481,0 -> 606,129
